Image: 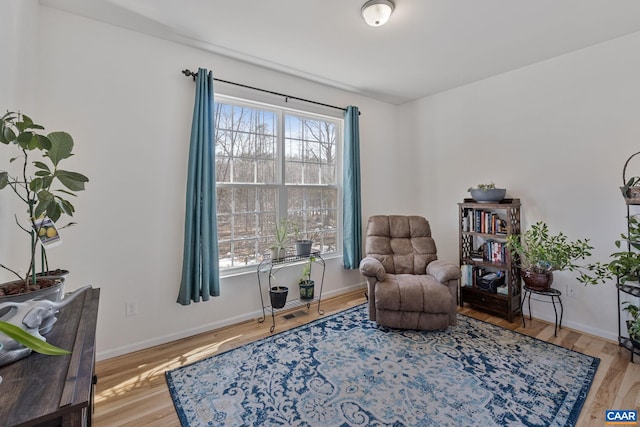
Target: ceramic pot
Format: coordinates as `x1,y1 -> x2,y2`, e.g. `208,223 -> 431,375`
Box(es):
522,270 -> 553,291
270,248 -> 286,260
470,188 -> 506,203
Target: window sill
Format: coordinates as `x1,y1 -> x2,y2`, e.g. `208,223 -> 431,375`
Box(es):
220,252 -> 342,279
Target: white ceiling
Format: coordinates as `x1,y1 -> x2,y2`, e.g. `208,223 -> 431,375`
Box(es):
41,0 -> 640,104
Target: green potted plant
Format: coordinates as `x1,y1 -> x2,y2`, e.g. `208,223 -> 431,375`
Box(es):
0,111 -> 88,299
269,218 -> 290,260
268,271 -> 288,309
506,221 -> 609,291
467,182 -> 506,203
622,301 -> 640,349
298,257 -> 315,300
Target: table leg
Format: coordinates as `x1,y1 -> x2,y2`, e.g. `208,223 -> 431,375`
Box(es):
551,295 -> 559,337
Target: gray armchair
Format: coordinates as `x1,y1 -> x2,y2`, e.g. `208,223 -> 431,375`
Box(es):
359,215 -> 460,330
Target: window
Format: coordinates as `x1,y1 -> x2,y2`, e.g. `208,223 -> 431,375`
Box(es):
215,96 -> 341,270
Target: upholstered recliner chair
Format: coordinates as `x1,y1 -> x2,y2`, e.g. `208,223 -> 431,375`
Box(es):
359,215 -> 460,330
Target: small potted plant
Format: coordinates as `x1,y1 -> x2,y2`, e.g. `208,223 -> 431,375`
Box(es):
298,257 -> 315,300
506,221 -> 609,291
268,272 -> 288,309
269,218 -> 290,260
467,182 -> 506,203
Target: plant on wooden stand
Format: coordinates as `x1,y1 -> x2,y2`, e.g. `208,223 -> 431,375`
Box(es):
0,111 -> 89,296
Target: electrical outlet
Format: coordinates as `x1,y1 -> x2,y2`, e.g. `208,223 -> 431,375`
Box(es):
565,283 -> 576,298
125,299 -> 139,317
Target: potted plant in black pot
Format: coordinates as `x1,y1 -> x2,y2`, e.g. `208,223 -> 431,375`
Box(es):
0,111 -> 88,302
506,221 -> 609,291
298,257 -> 315,300
268,272 -> 288,309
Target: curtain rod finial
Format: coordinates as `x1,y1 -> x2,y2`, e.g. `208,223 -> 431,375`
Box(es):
182,69 -> 196,81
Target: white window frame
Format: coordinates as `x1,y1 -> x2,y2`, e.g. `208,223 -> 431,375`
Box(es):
215,94 -> 343,276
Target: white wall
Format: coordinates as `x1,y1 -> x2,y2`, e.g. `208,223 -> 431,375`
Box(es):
14,7 -> 401,360
0,0 -> 40,282
401,32 -> 640,340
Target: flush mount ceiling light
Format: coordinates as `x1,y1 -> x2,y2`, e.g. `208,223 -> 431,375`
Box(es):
361,0 -> 395,27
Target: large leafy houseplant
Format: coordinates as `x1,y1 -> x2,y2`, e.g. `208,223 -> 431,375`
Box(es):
506,221 -> 609,289
0,111 -> 89,294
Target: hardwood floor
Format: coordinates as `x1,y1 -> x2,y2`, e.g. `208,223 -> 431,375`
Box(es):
93,289 -> 640,426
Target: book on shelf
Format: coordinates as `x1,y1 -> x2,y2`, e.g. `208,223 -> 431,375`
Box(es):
460,265 -> 473,287
463,208 -> 508,234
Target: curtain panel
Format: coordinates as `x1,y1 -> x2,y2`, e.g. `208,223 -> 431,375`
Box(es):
342,106 -> 362,269
177,68 -> 221,304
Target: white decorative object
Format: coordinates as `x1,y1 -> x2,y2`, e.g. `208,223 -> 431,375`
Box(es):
0,285 -> 91,367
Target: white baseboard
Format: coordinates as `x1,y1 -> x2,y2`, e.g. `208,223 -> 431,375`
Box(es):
521,310 -> 617,342
97,283 -> 367,361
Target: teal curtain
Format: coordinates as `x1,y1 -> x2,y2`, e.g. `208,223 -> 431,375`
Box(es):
178,68 -> 220,304
343,106 -> 362,269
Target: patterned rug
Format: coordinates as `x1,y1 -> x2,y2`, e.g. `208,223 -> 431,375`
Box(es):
166,304 -> 599,427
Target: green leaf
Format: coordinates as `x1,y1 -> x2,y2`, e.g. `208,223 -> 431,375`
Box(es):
16,130 -> 33,147
58,198 -> 75,216
55,188 -> 78,198
34,170 -> 51,177
33,161 -> 51,172
37,134 -> 51,150
0,321 -> 71,355
55,170 -> 88,192
47,203 -> 62,222
35,190 -> 54,218
3,125 -> 16,142
29,177 -> 43,192
0,171 -> 7,189
46,132 -> 74,166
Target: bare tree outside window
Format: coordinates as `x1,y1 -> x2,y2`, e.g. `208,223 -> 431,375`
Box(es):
214,98 -> 340,269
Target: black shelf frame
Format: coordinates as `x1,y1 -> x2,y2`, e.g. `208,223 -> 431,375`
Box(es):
256,251 -> 325,332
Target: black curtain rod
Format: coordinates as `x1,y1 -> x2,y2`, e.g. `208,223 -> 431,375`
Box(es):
181,69 -> 358,115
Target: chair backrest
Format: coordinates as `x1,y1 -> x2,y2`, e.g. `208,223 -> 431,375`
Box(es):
364,215 -> 438,275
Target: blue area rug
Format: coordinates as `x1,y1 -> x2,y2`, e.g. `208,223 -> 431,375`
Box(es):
166,304 -> 599,426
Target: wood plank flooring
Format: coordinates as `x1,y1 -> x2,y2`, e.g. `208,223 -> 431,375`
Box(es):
93,289 -> 640,426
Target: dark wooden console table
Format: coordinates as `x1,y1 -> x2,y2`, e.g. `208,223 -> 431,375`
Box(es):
0,287 -> 100,427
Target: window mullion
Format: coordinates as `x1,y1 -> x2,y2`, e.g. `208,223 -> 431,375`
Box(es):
277,110 -> 287,222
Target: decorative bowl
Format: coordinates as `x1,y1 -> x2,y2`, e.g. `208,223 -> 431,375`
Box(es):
470,188 -> 506,203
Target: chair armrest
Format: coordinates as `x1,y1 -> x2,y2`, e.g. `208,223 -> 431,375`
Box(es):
359,257 -> 387,281
426,260 -> 461,283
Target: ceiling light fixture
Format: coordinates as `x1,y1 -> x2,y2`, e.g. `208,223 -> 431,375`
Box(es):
361,0 -> 395,27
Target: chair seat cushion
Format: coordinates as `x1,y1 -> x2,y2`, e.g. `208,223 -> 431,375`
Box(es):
375,273 -> 452,314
